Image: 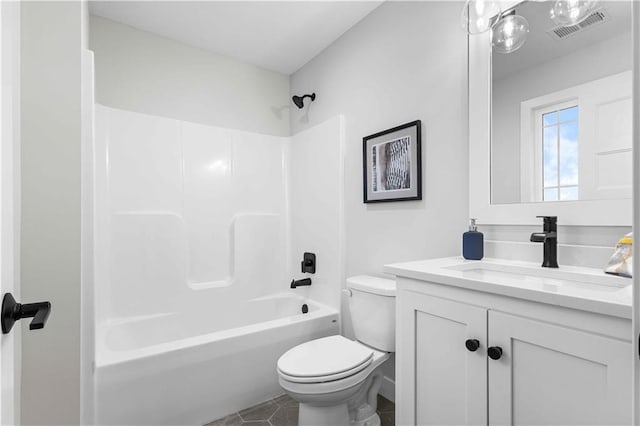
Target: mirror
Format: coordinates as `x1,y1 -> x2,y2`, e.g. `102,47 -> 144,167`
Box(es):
490,0 -> 633,205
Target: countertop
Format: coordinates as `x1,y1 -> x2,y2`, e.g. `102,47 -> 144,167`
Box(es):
384,257 -> 633,319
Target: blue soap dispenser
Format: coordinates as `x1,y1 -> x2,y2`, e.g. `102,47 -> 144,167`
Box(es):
463,218 -> 484,260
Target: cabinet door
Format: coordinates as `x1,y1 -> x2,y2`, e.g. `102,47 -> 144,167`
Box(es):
488,311 -> 632,426
397,291 -> 487,425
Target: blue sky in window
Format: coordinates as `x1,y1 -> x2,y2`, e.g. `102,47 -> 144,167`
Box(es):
560,186 -> 578,200
543,111 -> 557,126
559,106 -> 578,122
559,121 -> 578,186
543,106 -> 579,195
543,126 -> 558,187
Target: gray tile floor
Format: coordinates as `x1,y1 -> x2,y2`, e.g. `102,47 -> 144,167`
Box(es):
205,394 -> 395,426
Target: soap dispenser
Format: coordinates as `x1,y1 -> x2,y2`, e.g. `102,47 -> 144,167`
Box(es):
463,218 -> 484,260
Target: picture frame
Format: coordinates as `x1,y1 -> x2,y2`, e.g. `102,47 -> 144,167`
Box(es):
362,120 -> 422,203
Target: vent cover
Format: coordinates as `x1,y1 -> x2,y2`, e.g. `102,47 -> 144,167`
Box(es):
547,9 -> 609,40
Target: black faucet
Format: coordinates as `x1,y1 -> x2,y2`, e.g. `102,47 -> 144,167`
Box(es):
530,216 -> 559,268
290,278 -> 312,289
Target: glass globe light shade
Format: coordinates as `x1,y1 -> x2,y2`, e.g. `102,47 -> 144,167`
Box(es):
550,0 -> 599,26
492,14 -> 530,54
461,0 -> 502,34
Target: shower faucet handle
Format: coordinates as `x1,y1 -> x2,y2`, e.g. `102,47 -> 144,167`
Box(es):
301,252 -> 316,274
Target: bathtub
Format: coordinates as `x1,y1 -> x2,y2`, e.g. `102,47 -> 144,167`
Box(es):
95,293 -> 339,425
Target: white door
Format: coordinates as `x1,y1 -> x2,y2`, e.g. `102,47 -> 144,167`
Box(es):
0,1 -> 20,424
488,311 -> 631,426
396,290 -> 487,426
578,71 -> 633,201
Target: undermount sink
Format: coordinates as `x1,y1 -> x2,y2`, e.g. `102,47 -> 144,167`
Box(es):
384,257 -> 632,319
444,260 -> 630,290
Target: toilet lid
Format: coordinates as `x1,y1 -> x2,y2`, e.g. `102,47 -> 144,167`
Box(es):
277,335 -> 373,380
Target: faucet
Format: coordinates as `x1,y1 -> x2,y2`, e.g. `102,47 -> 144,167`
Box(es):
530,216 -> 559,268
290,278 -> 312,289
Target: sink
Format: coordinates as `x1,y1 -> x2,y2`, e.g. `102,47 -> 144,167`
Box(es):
444,261 -> 629,290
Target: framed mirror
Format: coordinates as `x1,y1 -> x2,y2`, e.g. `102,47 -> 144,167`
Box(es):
469,0 -> 634,225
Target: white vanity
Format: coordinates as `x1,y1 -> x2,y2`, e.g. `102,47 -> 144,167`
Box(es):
386,257 -> 632,426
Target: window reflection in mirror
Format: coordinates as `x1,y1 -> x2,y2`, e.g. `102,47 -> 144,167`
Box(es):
490,0 -> 632,204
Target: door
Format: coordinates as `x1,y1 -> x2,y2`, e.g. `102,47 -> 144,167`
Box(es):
397,290 -> 487,426
0,1 -> 20,423
488,311 -> 632,426
578,71 -> 633,201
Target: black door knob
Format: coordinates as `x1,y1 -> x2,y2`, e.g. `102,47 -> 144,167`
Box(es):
465,339 -> 480,352
488,346 -> 503,360
1,293 -> 51,334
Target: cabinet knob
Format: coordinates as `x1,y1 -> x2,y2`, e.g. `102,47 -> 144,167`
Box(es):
465,339 -> 480,352
488,346 -> 503,360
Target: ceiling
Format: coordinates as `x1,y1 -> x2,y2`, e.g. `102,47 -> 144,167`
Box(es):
89,1 -> 383,75
493,0 -> 632,80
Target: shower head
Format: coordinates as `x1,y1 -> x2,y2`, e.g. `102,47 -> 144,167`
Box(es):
292,93 -> 316,109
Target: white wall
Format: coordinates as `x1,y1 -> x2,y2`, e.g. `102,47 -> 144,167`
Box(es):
290,0 -> 469,303
289,1 -> 469,389
289,116 -> 345,311
89,16 -> 290,137
20,2 -> 84,424
492,33 -> 632,204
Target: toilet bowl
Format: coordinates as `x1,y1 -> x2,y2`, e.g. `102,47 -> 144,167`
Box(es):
277,275 -> 396,426
278,335 -> 389,425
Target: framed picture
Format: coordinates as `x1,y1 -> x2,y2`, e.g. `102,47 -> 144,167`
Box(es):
363,120 -> 422,203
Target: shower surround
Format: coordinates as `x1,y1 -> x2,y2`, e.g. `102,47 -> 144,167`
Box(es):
93,105 -> 344,425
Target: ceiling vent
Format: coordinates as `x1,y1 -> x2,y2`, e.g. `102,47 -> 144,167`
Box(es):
547,9 -> 609,41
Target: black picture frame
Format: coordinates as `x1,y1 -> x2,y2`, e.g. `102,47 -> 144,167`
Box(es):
362,120 -> 422,203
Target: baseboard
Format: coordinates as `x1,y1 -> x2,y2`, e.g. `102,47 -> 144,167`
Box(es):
379,375 -> 395,403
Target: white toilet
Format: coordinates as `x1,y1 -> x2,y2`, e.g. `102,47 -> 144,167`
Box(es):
277,275 -> 396,426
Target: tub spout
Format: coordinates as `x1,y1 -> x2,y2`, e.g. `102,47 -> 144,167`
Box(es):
290,278 -> 312,289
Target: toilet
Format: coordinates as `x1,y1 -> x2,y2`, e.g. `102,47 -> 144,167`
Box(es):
277,275 -> 396,426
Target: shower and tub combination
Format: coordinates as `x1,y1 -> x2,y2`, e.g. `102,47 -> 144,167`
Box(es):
92,105 -> 345,425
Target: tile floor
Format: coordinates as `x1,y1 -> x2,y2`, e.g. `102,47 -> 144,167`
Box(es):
205,394 -> 395,426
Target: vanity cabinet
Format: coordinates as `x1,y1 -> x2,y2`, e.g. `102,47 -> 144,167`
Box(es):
397,284 -> 632,426
399,292 -> 487,425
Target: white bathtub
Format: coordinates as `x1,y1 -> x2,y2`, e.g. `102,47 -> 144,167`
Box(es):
95,293 -> 339,425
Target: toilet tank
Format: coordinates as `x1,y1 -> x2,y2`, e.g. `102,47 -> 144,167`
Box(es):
346,275 -> 396,352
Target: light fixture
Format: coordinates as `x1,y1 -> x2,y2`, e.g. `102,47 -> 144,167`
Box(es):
492,12 -> 530,54
461,0 -> 502,34
462,0 -> 601,54
550,0 -> 599,26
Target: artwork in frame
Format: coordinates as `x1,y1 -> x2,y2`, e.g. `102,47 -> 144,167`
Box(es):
363,120 -> 422,203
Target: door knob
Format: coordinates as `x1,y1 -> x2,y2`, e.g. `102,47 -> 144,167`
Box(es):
465,339 -> 480,352
488,346 -> 503,360
1,293 -> 51,334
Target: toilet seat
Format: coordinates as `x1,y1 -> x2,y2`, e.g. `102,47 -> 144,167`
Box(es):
277,335 -> 374,384
278,357 -> 372,383
278,345 -> 390,398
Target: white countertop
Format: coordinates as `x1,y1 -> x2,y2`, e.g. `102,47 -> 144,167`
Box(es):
384,257 -> 633,319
